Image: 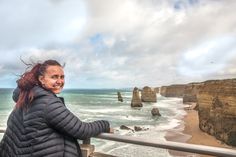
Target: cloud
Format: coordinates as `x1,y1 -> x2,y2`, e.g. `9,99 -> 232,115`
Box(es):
78,0 -> 236,86
0,0 -> 86,50
0,0 -> 236,88
178,35 -> 236,77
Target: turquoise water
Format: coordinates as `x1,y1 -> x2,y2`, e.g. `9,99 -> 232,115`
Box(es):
0,88 -> 14,128
0,88 -> 186,157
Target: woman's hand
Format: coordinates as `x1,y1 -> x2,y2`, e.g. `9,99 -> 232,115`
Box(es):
109,128 -> 114,133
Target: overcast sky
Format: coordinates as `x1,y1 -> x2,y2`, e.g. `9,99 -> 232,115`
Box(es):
0,0 -> 236,89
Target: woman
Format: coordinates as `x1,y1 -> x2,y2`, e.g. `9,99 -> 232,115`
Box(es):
0,60 -> 111,157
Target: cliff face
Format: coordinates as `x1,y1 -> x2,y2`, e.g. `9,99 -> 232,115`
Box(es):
183,83 -> 203,103
160,84 -> 185,97
160,86 -> 167,96
154,87 -> 160,93
197,79 -> 236,146
141,86 -> 157,102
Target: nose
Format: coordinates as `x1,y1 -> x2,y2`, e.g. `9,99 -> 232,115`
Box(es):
56,78 -> 64,84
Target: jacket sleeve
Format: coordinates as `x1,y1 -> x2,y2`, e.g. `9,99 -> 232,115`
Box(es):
44,98 -> 110,140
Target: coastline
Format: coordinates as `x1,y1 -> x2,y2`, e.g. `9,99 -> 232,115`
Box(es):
165,103 -> 235,157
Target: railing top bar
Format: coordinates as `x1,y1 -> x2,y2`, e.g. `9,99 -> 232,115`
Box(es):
1,129 -> 236,157
96,133 -> 236,157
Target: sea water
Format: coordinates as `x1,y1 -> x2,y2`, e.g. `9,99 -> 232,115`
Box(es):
0,88 -> 187,157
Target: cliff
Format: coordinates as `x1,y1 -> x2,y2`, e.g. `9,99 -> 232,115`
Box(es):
197,79 -> 236,146
154,87 -> 160,93
183,83 -> 203,103
160,84 -> 185,97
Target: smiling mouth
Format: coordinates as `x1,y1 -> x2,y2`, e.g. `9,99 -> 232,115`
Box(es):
53,85 -> 63,89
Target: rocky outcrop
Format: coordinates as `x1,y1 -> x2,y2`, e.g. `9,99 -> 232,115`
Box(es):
117,91 -> 123,102
154,87 -> 160,93
131,87 -> 143,107
120,125 -> 133,131
197,79 -> 236,146
141,86 -> 157,102
183,83 -> 203,103
134,126 -> 142,131
151,107 -> 161,116
120,125 -> 149,132
160,86 -> 167,96
134,126 -> 149,131
160,84 -> 185,97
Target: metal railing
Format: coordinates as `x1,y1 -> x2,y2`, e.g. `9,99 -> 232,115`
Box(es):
1,128 -> 236,157
94,133 -> 236,157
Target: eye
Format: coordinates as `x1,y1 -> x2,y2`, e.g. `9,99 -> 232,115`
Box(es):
51,75 -> 58,79
60,75 -> 65,79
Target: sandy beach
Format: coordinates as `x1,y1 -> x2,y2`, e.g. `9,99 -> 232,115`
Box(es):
165,103 -> 235,157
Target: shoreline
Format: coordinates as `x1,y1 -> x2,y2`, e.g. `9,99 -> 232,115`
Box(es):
165,103 -> 235,157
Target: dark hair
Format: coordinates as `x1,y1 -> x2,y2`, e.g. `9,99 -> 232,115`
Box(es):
16,60 -> 62,108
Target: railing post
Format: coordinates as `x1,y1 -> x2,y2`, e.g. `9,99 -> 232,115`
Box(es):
80,138 -> 95,157
0,127 -> 5,133
83,138 -> 91,144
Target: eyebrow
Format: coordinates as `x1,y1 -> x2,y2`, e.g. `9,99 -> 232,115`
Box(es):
51,74 -> 65,77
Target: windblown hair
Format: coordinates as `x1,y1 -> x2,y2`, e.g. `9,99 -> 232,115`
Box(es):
16,60 -> 62,108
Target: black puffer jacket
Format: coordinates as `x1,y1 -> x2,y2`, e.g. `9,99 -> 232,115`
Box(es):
0,86 -> 110,157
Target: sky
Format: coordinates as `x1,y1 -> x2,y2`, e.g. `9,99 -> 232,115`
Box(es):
0,0 -> 236,89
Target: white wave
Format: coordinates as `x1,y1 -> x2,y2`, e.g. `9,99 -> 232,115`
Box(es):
115,115 -> 147,121
106,144 -> 131,154
81,108 -> 124,113
88,94 -> 116,98
94,140 -> 117,152
156,119 -> 182,131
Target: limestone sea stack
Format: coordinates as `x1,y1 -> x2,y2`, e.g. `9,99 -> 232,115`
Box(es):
141,86 -> 157,102
197,79 -> 236,146
154,87 -> 160,93
131,87 -> 143,107
117,91 -> 123,102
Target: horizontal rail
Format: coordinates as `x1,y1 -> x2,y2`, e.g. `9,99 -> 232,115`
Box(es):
95,133 -> 236,157
1,128 -> 236,157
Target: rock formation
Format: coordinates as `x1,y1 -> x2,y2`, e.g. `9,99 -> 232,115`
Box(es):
151,107 -> 161,116
117,91 -> 123,102
134,126 -> 149,131
160,84 -> 185,97
120,125 -> 149,132
120,125 -> 133,131
197,79 -> 236,146
141,86 -> 157,102
131,87 -> 143,107
134,126 -> 142,131
154,87 -> 160,93
183,83 -> 203,103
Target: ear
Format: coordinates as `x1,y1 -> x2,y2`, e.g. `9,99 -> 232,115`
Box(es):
38,75 -> 45,85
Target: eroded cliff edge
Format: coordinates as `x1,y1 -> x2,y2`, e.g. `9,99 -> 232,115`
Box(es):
159,78 -> 236,146
197,79 -> 236,146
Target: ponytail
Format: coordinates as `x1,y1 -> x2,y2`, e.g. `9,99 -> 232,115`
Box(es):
16,64 -> 41,108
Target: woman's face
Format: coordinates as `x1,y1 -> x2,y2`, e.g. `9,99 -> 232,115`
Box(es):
39,65 -> 65,94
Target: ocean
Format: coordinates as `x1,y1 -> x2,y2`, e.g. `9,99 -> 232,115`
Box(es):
0,88 -> 187,157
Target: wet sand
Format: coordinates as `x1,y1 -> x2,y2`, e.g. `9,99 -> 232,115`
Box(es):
165,103 -> 235,157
